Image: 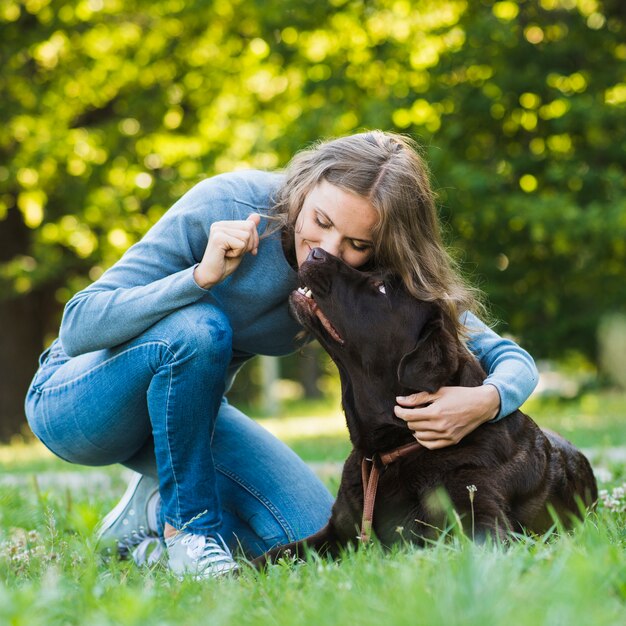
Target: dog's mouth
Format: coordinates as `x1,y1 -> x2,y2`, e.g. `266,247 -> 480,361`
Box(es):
293,286 -> 344,345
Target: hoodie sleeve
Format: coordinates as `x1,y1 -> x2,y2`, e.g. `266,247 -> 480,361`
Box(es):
461,311 -> 539,420
59,178 -> 234,357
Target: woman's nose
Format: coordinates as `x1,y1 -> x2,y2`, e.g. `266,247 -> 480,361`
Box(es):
318,235 -> 343,259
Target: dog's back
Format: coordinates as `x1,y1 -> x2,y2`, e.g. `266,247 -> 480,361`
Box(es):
328,405 -> 597,546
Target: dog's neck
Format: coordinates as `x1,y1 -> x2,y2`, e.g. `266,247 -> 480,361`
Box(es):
336,349 -> 484,456
337,365 -> 416,455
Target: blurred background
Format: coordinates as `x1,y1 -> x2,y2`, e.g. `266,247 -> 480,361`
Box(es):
1,0 -> 625,444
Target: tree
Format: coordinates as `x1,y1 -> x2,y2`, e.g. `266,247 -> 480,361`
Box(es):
1,0 -> 624,439
426,0 -> 626,359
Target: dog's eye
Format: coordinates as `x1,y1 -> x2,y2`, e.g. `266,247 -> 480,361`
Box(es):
374,281 -> 386,295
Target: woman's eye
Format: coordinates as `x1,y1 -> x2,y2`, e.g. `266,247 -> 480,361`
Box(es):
350,240 -> 372,252
314,217 -> 331,229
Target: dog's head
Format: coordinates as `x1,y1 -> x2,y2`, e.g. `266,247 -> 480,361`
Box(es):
290,248 -> 466,448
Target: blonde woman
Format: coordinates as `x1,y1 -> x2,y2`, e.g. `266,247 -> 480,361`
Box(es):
25,131 -> 537,578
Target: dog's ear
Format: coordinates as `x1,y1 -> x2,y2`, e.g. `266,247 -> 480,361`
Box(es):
397,311 -> 460,393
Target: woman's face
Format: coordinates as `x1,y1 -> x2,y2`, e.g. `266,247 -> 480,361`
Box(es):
295,179 -> 378,269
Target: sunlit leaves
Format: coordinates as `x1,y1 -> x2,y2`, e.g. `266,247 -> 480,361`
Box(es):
0,0 -> 624,362
493,2 -> 519,21
605,84 -> 626,106
17,190 -> 46,228
519,174 -> 539,193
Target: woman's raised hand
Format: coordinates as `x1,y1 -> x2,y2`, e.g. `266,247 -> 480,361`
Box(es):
193,213 -> 261,288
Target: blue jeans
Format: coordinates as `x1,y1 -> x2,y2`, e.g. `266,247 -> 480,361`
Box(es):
24,302 -> 333,557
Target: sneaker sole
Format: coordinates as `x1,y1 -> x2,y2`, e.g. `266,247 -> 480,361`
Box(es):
175,563 -> 240,581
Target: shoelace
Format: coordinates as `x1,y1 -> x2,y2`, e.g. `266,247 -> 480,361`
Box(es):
117,527 -> 160,560
132,536 -> 165,567
181,534 -> 236,571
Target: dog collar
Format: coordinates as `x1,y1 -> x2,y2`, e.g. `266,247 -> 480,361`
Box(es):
360,441 -> 422,543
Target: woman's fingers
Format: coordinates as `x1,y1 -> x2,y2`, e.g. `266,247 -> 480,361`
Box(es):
211,218 -> 260,254
213,228 -> 256,256
412,434 -> 451,450
394,386 -> 500,449
395,392 -> 432,407
394,390 -> 456,446
246,213 -> 261,254
398,412 -> 457,449
394,403 -> 443,427
194,214 -> 261,287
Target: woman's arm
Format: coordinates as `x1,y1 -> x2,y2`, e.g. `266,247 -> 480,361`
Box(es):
59,174 -> 265,357
462,311 -> 539,420
393,311 -> 538,449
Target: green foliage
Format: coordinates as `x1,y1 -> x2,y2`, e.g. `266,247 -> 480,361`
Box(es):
428,0 -> 626,359
2,392 -> 626,622
526,390 -> 626,449
1,466 -> 626,625
1,0 -> 624,361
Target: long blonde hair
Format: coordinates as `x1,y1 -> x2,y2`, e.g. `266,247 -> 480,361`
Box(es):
272,130 -> 485,329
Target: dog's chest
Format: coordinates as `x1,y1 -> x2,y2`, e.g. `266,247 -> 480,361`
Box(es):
333,456 -> 441,547
372,467 -> 440,545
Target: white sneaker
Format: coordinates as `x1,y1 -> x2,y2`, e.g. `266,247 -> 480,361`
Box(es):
166,532 -> 238,579
96,472 -> 163,565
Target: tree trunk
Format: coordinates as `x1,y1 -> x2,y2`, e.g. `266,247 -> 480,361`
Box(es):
0,291 -> 53,442
300,343 -> 323,399
259,355 -> 280,417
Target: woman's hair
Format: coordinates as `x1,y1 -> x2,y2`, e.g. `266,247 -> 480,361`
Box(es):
272,130 -> 486,328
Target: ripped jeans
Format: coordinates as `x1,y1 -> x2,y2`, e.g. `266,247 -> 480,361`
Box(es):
24,302 -> 333,557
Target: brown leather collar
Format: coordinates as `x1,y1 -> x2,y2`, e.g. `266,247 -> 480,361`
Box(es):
360,441 -> 422,543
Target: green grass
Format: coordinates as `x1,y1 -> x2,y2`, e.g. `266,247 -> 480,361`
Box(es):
525,391 -> 626,449
1,498 -> 625,625
1,390 -> 626,625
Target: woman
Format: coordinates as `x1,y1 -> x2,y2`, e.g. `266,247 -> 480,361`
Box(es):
25,131 -> 538,578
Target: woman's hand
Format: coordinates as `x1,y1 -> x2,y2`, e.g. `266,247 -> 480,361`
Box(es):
193,214 -> 261,288
393,385 -> 501,450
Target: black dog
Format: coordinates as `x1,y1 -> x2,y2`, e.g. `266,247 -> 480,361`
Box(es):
254,248 -> 597,564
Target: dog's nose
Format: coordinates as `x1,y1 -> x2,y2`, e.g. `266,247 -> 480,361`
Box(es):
307,247 -> 328,263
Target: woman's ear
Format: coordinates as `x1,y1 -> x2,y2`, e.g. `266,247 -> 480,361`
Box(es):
396,312 -> 459,393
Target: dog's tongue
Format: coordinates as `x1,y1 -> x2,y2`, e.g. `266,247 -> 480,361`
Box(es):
314,308 -> 344,345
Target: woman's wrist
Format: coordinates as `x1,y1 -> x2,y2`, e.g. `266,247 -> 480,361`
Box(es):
480,383 -> 501,421
193,264 -> 218,290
